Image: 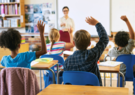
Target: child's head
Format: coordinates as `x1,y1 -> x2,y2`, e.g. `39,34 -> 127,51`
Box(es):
49,28 -> 60,51
73,29 -> 91,50
115,31 -> 129,47
49,28 -> 60,42
0,28 -> 21,51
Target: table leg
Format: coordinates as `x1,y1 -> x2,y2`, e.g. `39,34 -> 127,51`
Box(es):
104,73 -> 106,86
40,70 -> 42,91
57,71 -> 63,84
119,72 -> 125,87
110,73 -> 112,87
118,72 -> 120,87
48,68 -> 55,84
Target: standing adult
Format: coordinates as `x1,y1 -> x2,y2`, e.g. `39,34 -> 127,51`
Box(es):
59,6 -> 75,45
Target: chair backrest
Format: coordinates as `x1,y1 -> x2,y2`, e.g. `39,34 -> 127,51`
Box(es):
0,67 -> 39,95
63,71 -> 100,86
40,54 -> 64,65
116,54 -> 135,81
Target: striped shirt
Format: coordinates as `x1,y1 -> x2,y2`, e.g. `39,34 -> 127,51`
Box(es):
47,41 -> 65,57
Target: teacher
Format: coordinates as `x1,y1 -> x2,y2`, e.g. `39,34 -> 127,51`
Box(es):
59,6 -> 75,44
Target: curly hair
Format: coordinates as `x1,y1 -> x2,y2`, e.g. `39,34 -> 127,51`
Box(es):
115,31 -> 129,47
0,28 -> 21,51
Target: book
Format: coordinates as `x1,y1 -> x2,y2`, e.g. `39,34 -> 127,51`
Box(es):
15,4 -> 18,14
5,5 -> 7,15
1,4 -> 4,15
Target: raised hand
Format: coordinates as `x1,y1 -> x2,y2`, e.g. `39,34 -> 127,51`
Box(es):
85,16 -> 99,26
121,15 -> 128,22
37,20 -> 45,34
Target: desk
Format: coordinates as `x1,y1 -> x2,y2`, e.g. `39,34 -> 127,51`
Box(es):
99,65 -> 124,87
0,60 -> 59,91
37,84 -> 129,95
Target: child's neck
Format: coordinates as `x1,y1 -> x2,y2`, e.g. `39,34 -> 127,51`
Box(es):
11,50 -> 19,58
118,47 -> 123,50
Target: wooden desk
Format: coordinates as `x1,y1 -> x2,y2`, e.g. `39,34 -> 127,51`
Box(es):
31,60 -> 58,69
37,84 -> 129,95
0,60 -> 58,91
99,65 -> 120,73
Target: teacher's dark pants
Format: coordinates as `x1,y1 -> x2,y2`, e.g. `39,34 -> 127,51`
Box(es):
59,30 -> 70,51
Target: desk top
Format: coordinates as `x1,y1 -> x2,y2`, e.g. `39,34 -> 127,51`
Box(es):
31,60 -> 58,69
99,65 -> 120,73
37,84 -> 129,95
0,60 -> 58,69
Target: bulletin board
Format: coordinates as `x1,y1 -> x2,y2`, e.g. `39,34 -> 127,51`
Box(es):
23,0 -> 57,35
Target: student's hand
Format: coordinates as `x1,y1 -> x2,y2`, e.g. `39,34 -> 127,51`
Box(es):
121,15 -> 128,22
37,20 -> 45,34
85,16 -> 99,26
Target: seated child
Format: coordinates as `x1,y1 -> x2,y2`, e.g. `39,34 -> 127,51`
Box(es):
64,16 -> 109,86
47,28 -> 74,57
108,15 -> 135,75
0,21 -> 47,69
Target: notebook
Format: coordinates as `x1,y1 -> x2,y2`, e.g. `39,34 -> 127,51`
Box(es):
31,58 -> 53,66
98,61 -> 123,67
63,50 -> 73,55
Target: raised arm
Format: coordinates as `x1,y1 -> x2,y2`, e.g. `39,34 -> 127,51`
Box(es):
121,15 -> 134,39
36,21 -> 47,58
85,16 -> 109,57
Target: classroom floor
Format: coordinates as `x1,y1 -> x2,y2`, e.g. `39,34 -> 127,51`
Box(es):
35,71 -> 133,95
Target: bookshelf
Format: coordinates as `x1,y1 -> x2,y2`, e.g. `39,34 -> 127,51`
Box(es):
0,0 -> 25,28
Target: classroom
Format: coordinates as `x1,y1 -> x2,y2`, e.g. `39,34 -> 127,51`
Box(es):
0,0 -> 134,95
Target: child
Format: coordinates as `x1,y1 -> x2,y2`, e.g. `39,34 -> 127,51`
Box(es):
0,21 -> 47,69
108,16 -> 135,75
64,16 -> 109,86
47,28 -> 74,57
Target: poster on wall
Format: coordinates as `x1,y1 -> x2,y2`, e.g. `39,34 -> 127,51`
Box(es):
25,3 -> 56,34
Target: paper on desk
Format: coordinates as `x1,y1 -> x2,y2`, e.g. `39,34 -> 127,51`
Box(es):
63,50 -> 73,55
31,58 -> 53,66
98,61 -> 123,67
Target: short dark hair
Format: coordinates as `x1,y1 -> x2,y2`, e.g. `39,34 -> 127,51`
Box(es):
62,6 -> 69,11
115,31 -> 129,47
0,28 -> 21,51
73,30 -> 91,50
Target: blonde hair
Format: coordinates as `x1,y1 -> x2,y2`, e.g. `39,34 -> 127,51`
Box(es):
49,28 -> 60,52
73,29 -> 91,50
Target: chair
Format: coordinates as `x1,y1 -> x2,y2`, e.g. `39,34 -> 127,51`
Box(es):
116,54 -> 135,87
0,68 -> 39,95
63,71 -> 100,86
40,55 -> 64,88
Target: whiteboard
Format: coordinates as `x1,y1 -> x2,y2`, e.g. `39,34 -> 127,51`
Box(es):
57,0 -> 110,36
112,0 -> 135,32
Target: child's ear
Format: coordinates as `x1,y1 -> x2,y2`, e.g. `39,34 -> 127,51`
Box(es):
18,44 -> 20,49
89,42 -> 91,46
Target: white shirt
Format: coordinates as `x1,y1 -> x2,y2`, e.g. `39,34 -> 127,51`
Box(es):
60,16 -> 75,31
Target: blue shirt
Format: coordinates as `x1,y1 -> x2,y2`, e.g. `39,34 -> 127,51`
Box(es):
64,23 -> 109,86
1,52 -> 36,69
